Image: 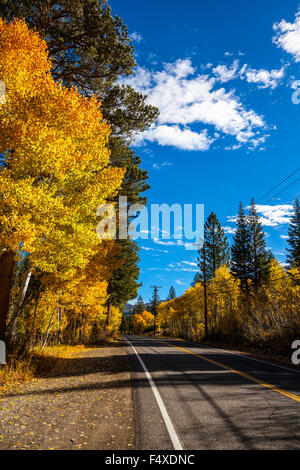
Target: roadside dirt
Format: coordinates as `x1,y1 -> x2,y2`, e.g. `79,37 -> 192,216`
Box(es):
0,343 -> 134,450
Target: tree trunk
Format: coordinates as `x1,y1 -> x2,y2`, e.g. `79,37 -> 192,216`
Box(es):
106,298 -> 112,327
0,249 -> 15,341
26,293 -> 40,351
6,268 -> 33,341
42,309 -> 55,350
57,302 -> 62,345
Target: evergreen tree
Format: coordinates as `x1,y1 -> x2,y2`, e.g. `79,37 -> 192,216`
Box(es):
167,286 -> 176,301
197,212 -> 230,281
247,198 -> 270,290
106,238 -> 140,325
191,272 -> 202,287
133,295 -> 145,315
287,198 -> 300,269
231,203 -> 251,291
150,288 -> 160,316
120,315 -> 133,334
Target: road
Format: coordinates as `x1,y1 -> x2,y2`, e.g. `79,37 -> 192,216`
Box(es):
124,335 -> 300,450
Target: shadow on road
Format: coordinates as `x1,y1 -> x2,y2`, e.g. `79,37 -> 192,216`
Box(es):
2,337 -> 299,449
4,338 -> 300,397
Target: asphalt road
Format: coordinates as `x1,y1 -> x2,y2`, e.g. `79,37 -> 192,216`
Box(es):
124,335 -> 300,450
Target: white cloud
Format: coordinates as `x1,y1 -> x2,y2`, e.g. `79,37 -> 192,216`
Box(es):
122,59 -> 267,151
229,205 -> 293,227
153,227 -> 170,236
223,226 -> 236,235
164,58 -> 195,77
212,61 -> 285,89
228,204 -> 293,228
146,266 -> 197,273
123,67 -> 152,90
182,261 -> 198,267
273,8 -> 300,62
141,246 -> 168,253
153,238 -> 198,251
213,60 -> 239,83
168,261 -> 198,273
240,64 -> 285,89
129,31 -> 143,43
225,144 -> 242,151
254,204 -> 293,226
153,239 -> 177,246
152,161 -> 174,170
274,251 -> 285,256
137,126 -> 213,151
280,235 -> 289,239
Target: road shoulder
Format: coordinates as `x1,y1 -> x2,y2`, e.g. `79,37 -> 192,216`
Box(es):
0,343 -> 134,450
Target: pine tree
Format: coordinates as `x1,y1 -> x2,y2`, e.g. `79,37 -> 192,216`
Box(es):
231,203 -> 251,291
150,288 -> 160,316
167,286 -> 176,301
287,198 -> 300,269
120,314 -> 133,334
106,238 -> 140,325
248,198 -> 270,290
197,212 -> 230,281
133,295 -> 145,315
191,272 -> 202,287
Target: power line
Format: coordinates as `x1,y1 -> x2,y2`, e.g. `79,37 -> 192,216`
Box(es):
264,177 -> 300,204
257,167 -> 300,203
152,248 -> 198,290
159,252 -> 295,297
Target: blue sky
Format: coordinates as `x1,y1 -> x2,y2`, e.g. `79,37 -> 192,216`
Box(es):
109,0 -> 300,303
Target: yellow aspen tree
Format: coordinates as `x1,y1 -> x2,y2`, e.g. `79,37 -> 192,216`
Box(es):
141,311 -> 154,331
132,314 -> 146,334
0,18 -> 124,339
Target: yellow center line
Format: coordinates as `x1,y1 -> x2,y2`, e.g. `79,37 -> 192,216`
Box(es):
161,341 -> 300,404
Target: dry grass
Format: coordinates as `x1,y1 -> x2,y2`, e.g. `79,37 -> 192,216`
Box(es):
40,344 -> 87,358
0,356 -> 35,392
0,344 -> 90,393
0,329 -> 122,393
90,328 -> 121,345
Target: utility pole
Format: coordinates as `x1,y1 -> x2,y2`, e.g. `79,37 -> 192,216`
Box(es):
202,244 -> 208,338
150,285 -> 161,336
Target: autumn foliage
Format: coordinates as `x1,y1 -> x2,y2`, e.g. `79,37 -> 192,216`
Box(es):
0,18 -> 124,345
157,262 -> 300,358
132,311 -> 154,334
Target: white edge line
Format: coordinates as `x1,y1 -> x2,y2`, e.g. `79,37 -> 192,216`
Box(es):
125,338 -> 183,451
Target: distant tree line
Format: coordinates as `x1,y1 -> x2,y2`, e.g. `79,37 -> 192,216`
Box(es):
192,198 -> 300,290
158,198 -> 300,357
